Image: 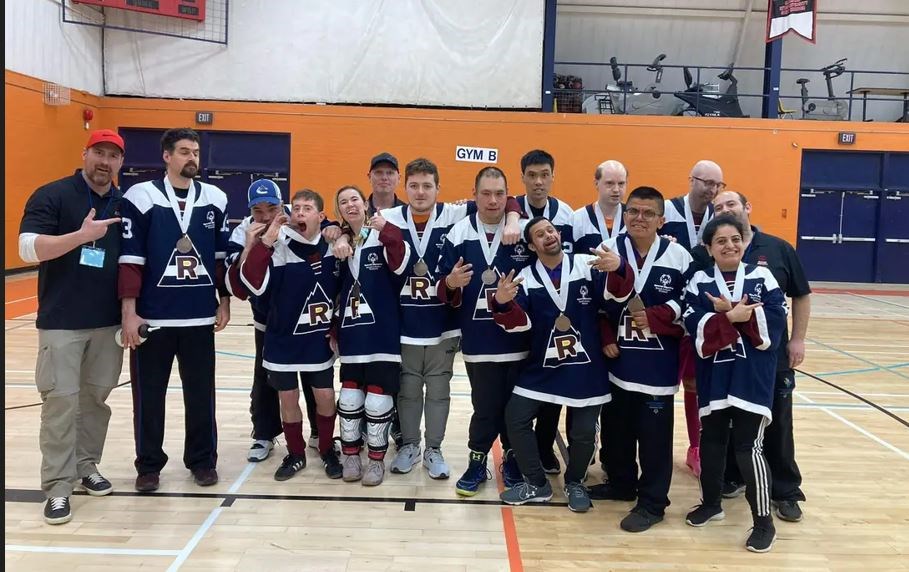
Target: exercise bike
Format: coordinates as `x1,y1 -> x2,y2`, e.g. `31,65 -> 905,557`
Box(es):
602,54 -> 685,116
674,65 -> 749,118
797,58 -> 849,121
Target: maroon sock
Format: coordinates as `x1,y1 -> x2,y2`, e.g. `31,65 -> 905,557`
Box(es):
317,414 -> 336,455
684,390 -> 700,447
283,421 -> 306,456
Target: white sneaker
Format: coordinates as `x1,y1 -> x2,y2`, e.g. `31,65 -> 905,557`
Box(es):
247,439 -> 275,462
308,435 -> 320,450
389,444 -> 421,474
423,447 -> 450,480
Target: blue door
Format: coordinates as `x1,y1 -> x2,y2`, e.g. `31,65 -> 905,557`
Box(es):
878,190 -> 909,284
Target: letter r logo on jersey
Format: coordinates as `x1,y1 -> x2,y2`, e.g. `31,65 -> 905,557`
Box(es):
175,256 -> 199,280
409,277 -> 432,300
554,335 -> 579,360
308,302 -> 331,325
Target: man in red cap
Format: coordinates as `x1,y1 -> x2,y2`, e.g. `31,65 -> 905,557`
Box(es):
18,128 -> 126,525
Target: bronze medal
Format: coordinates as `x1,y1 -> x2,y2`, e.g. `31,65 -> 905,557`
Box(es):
414,258 -> 429,276
554,312 -> 572,332
482,268 -> 497,285
176,234 -> 193,254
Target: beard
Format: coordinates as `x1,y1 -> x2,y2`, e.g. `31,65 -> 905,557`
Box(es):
180,163 -> 199,178
85,166 -> 113,186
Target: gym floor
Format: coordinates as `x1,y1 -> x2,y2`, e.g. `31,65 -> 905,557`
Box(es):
5,273 -> 909,571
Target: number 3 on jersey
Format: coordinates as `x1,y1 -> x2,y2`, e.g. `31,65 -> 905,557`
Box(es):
121,217 -> 133,239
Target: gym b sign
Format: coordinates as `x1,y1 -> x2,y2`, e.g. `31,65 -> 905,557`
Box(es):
838,132 -> 856,145
456,146 -> 498,163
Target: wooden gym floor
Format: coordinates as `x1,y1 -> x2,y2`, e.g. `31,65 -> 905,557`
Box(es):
5,273 -> 909,571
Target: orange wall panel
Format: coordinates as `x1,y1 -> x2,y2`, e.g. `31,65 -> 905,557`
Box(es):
6,70 -> 908,271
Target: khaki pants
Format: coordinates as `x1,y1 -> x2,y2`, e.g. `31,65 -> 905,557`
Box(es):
398,337 -> 459,449
36,327 -> 123,498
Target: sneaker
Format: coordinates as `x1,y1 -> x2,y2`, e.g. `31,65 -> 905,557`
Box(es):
773,500 -> 804,522
746,517 -> 777,553
389,444 -> 421,474
564,482 -> 592,513
500,480 -> 553,505
456,451 -> 490,497
588,483 -> 636,501
685,504 -> 725,527
362,459 -> 386,486
423,447 -> 450,479
247,439 -> 275,462
342,454 -> 363,482
540,448 -> 561,475
686,446 -> 701,477
80,472 -> 113,496
308,434 -> 320,451
722,480 -> 746,499
135,472 -> 160,492
620,505 -> 664,533
192,468 -> 219,487
501,449 -> 522,489
43,496 -> 71,525
274,454 -> 306,481
322,450 -> 343,480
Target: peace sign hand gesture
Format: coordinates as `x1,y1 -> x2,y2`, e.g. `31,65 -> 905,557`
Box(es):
494,269 -> 524,305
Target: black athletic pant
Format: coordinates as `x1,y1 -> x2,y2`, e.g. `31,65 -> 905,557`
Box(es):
506,393 -> 600,486
535,403 -> 561,456
724,370 -> 805,502
131,325 -> 217,475
464,361 -> 521,454
701,407 -> 772,519
251,329 -> 317,439
603,385 -> 674,515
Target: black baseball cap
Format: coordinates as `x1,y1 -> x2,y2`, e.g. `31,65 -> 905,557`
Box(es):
369,152 -> 399,172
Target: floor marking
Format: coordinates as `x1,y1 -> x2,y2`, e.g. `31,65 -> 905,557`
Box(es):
807,338 -> 909,380
491,441 -> 524,572
226,462 -> 257,494
848,292 -> 909,310
4,295 -> 37,304
166,507 -> 224,572
4,545 -> 180,556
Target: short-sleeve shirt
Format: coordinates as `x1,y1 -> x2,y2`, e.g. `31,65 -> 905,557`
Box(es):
18,171 -> 122,330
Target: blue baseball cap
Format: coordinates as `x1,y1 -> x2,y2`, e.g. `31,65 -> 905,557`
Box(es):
247,179 -> 282,208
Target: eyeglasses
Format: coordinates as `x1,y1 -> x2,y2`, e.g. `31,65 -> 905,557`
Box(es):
691,176 -> 727,189
624,207 -> 659,221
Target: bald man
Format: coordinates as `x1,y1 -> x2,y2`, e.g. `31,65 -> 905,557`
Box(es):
661,159 -> 726,477
572,160 -> 628,254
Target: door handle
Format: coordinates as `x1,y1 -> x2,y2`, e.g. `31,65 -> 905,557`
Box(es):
884,238 -> 909,244
800,235 -> 838,242
839,237 -> 876,243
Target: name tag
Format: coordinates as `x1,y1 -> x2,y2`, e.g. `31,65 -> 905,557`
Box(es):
79,246 -> 106,268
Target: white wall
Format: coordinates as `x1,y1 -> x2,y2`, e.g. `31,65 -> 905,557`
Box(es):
103,0 -> 545,108
4,0 -> 104,94
556,0 -> 909,120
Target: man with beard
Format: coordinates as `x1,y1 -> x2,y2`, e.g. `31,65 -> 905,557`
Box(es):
18,129 -> 126,525
119,128 -> 231,492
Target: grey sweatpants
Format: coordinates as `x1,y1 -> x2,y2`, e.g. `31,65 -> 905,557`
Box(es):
397,337 -> 459,449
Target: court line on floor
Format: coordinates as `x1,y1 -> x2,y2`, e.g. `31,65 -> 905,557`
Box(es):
491,441 -> 524,572
797,368 -> 909,428
226,462 -> 258,495
794,391 -> 909,461
848,292 -> 909,310
4,545 -> 180,557
806,338 -> 909,381
166,506 -> 224,572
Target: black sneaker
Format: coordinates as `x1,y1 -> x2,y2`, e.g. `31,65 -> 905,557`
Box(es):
722,480 -> 746,498
274,454 -> 307,481
43,496 -> 72,525
540,449 -> 561,475
746,517 -> 777,553
80,472 -> 113,496
773,500 -> 803,522
322,450 -> 343,480
588,482 -> 636,501
685,503 -> 725,527
564,482 -> 592,513
620,505 -> 664,533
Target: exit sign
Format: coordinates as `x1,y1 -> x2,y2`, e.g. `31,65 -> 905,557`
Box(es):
838,132 -> 856,145
196,111 -> 214,125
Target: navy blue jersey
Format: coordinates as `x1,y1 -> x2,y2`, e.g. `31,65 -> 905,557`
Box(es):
495,254 -> 634,406
119,179 -> 230,327
226,215 -> 267,330
571,202 -> 625,256
382,202 -> 477,345
661,196 -> 714,252
683,263 -> 787,421
438,214 -> 533,362
602,234 -> 693,395
517,195 -> 575,253
240,228 -> 339,372
337,224 -> 410,364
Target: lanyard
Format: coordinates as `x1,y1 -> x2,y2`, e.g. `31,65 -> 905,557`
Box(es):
476,216 -> 504,269
405,205 -> 437,260
87,187 -> 114,221
536,256 -> 571,313
594,202 -> 622,242
713,263 -> 745,302
624,237 -> 660,293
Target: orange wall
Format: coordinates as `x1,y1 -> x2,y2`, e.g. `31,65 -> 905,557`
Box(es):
6,69 -> 909,271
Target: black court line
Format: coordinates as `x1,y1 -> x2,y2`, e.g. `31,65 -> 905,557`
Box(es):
4,488 -> 569,508
4,380 -> 132,411
796,367 -> 909,429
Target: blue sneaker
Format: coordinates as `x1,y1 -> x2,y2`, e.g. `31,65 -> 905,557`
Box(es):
455,451 -> 490,497
501,449 -> 522,489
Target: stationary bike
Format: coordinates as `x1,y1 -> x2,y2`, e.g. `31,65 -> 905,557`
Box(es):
605,54 -> 685,116
797,58 -> 849,121
674,65 -> 749,118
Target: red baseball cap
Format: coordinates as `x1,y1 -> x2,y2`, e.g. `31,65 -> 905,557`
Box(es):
85,129 -> 125,153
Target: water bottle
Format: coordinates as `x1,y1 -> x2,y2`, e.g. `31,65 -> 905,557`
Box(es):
114,323 -> 153,348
